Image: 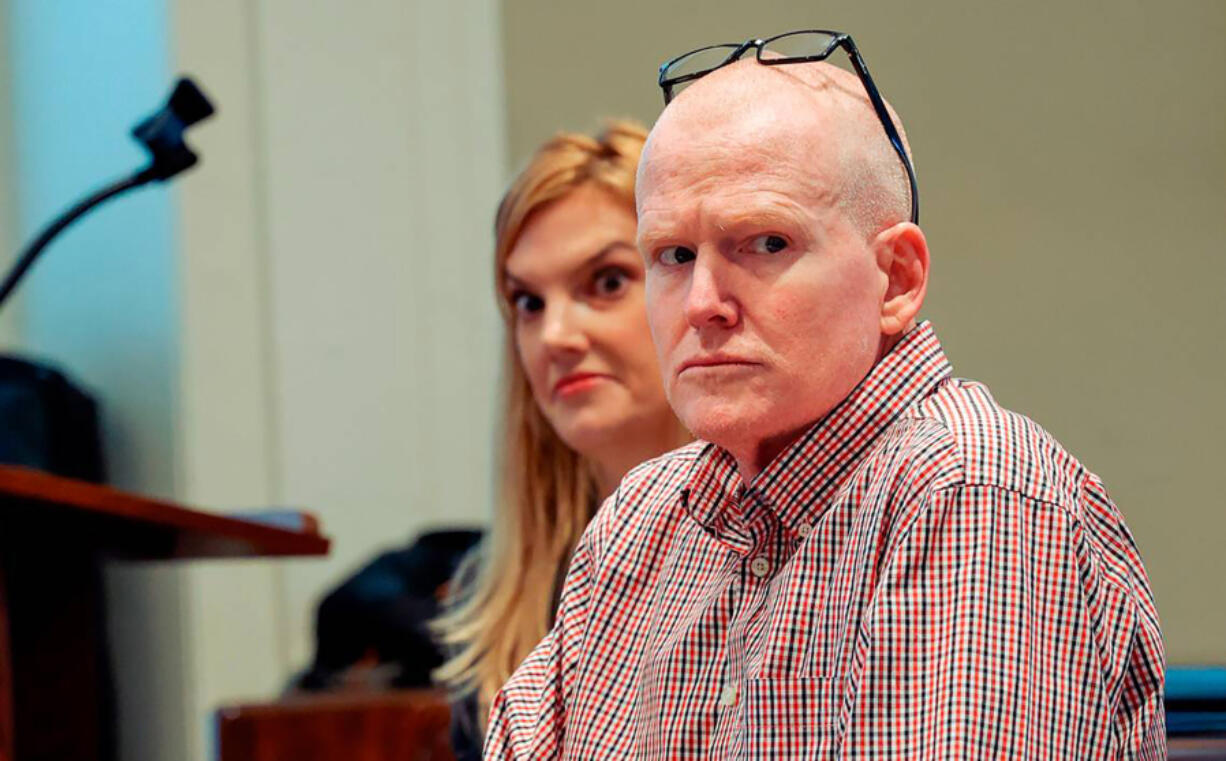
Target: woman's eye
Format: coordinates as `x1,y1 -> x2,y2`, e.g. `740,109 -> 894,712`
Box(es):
511,291 -> 544,316
592,267 -> 629,298
749,234 -> 789,254
658,246 -> 697,266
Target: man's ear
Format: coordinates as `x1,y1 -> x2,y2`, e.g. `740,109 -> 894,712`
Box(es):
872,222 -> 929,337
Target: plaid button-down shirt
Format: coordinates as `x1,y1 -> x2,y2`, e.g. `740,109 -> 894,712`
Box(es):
486,322 -> 1165,759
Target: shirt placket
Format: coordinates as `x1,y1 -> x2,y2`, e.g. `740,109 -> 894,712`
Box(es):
717,488 -> 785,715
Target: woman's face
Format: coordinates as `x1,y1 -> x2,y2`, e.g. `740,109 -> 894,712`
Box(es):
504,183 -> 674,458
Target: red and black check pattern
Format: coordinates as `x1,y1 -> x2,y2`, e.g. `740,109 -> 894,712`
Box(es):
486,323 -> 1164,759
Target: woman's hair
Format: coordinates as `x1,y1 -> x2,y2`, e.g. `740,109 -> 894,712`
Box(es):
431,119 -> 649,720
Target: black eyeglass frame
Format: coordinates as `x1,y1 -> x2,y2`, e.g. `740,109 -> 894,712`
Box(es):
658,29 -> 919,225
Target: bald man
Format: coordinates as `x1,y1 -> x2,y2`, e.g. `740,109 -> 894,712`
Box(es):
485,48 -> 1164,760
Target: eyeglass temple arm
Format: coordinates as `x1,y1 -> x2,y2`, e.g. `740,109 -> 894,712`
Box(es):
841,40 -> 920,224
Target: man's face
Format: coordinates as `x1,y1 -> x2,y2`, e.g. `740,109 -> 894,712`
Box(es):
637,101 -> 888,469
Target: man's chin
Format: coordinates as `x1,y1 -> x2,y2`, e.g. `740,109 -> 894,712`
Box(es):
677,401 -> 770,450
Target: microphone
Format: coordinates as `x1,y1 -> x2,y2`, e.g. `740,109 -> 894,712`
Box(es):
0,77 -> 216,309
131,78 -> 216,182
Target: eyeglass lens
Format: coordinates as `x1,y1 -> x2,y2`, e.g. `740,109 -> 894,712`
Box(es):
665,44 -> 741,81
758,31 -> 840,61
664,32 -> 846,101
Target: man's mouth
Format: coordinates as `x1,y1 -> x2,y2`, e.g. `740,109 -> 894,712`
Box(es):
678,355 -> 759,374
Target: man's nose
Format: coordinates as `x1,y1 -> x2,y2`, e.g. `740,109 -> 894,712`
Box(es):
684,252 -> 739,329
541,301 -> 590,357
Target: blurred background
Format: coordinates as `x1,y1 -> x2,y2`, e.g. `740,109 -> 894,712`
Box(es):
0,0 -> 1221,759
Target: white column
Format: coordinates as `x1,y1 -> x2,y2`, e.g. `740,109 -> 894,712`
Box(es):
172,1 -> 507,759
171,1 -> 288,759
249,0 -> 506,670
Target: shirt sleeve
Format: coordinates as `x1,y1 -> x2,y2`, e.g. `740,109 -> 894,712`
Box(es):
1085,475 -> 1166,757
482,504 -> 602,759
841,482 -> 1165,760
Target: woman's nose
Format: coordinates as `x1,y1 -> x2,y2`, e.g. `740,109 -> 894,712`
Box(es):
541,301 -> 590,357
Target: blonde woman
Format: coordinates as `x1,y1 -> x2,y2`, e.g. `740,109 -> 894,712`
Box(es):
432,121 -> 688,758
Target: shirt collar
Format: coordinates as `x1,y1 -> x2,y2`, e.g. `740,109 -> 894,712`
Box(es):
680,321 -> 952,541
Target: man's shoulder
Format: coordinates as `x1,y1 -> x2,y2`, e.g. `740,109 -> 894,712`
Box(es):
907,378 -> 1159,646
591,442 -> 703,534
906,377 -> 1091,509
620,440 -> 708,497
581,442 -> 703,580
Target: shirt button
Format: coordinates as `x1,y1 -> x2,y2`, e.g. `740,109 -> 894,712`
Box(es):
719,683 -> 738,706
750,556 -> 771,578
797,523 -> 812,538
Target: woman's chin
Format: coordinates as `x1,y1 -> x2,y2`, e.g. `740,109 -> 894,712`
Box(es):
554,420 -> 619,457
548,395 -> 677,460
550,406 -> 641,455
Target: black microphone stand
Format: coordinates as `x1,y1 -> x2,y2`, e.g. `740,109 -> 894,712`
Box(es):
0,77 -> 215,309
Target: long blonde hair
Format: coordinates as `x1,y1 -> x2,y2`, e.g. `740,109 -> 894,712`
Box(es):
431,120 -> 649,720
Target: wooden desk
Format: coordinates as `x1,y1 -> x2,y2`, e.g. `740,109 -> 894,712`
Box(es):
0,465 -> 330,761
218,689 -> 454,761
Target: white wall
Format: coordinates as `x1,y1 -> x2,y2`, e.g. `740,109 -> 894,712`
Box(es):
171,2 -> 290,759
251,0 -> 505,672
172,1 -> 506,760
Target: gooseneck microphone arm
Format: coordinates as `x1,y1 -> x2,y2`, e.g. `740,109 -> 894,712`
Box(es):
0,169 -> 155,306
0,77 -> 215,310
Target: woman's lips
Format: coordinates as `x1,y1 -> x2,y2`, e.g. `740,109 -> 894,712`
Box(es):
553,373 -> 610,399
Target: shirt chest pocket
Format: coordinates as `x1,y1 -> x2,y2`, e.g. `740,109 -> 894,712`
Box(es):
751,526 -> 869,679
738,676 -> 842,760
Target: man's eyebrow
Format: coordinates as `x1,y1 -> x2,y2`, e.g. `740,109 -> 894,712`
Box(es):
503,240 -> 638,287
716,203 -> 811,231
638,196 -> 817,243
636,212 -> 683,242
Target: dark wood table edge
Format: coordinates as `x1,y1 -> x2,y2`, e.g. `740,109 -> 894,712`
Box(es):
0,464 -> 330,558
